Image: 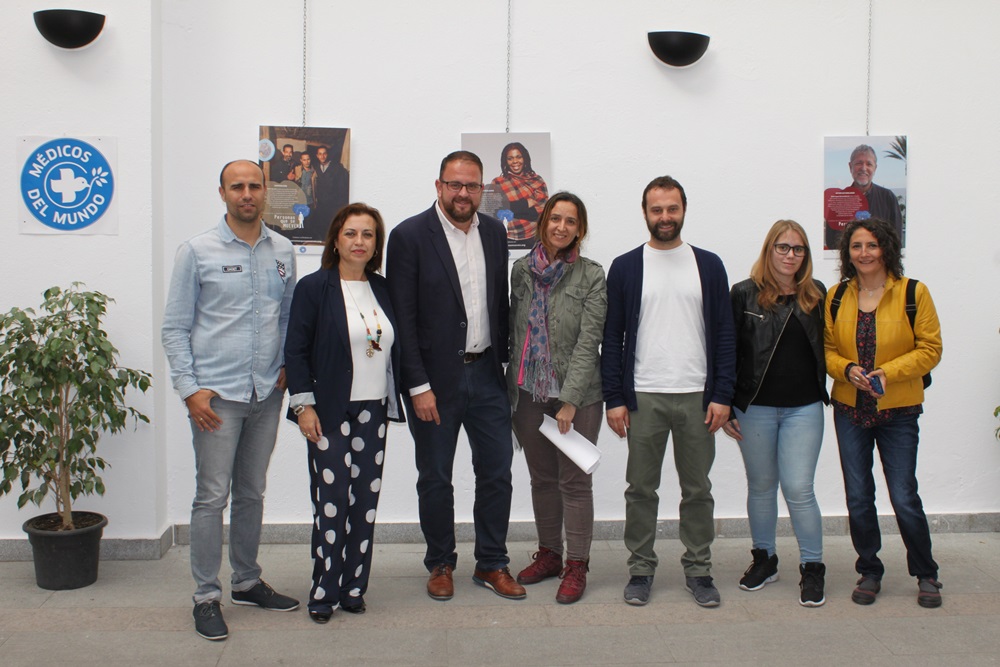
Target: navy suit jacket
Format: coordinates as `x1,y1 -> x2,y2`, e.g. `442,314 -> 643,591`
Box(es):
283,268 -> 403,429
386,204 -> 509,403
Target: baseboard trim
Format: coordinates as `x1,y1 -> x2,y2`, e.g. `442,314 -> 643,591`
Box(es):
3,513 -> 996,561
171,512 -> 1000,546
0,525 -> 173,562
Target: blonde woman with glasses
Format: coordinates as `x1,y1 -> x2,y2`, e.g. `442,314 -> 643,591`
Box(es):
724,220 -> 829,607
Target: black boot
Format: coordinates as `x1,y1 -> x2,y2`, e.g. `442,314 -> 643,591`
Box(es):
799,562 -> 826,607
739,548 -> 778,591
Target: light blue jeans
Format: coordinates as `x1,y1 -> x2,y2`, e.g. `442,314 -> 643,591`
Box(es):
734,402 -> 824,563
189,390 -> 283,603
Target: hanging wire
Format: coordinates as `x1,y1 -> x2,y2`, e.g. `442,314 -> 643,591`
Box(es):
505,0 -> 512,132
302,0 -> 308,126
865,0 -> 873,136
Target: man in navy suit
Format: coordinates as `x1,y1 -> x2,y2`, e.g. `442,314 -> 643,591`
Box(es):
387,151 -> 525,601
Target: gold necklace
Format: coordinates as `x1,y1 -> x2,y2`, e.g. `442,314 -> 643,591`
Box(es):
343,280 -> 382,357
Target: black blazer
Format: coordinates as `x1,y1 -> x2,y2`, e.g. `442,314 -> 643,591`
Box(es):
386,204 -> 509,403
283,268 -> 404,429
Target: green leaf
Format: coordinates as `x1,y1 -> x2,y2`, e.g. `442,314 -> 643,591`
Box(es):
0,284 -> 152,512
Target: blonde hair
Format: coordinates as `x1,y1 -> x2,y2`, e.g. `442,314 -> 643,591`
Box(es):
749,220 -> 822,312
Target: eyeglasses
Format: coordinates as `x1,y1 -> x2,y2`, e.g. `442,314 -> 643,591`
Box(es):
773,243 -> 807,257
440,180 -> 484,194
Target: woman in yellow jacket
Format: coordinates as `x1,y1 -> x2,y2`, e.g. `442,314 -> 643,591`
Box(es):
825,217 -> 942,609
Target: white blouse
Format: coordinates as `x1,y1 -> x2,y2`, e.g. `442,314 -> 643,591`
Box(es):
341,279 -> 395,402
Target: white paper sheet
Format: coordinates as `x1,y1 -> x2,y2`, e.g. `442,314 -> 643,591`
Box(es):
539,414 -> 601,474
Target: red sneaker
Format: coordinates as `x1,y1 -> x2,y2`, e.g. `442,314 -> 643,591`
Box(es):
516,547 -> 563,584
556,560 -> 589,604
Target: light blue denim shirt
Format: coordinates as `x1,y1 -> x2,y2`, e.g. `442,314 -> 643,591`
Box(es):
162,216 -> 297,402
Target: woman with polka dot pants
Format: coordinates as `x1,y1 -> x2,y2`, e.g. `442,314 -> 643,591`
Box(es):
284,203 -> 404,623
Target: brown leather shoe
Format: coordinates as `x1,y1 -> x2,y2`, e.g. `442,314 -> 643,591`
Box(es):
427,564 -> 454,601
473,567 -> 526,600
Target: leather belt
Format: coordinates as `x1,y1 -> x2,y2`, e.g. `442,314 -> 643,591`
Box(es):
463,347 -> 490,364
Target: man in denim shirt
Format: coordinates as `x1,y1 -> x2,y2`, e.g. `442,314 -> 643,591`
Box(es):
163,160 -> 299,640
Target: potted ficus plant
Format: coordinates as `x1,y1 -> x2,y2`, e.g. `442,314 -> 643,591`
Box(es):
0,283 -> 151,590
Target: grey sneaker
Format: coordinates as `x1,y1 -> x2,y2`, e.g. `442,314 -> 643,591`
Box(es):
851,576 -> 881,605
623,575 -> 653,606
193,600 -> 228,641
917,578 -> 942,608
685,576 -> 721,607
231,579 -> 300,611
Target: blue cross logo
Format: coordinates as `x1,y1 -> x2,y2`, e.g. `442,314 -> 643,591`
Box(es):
21,138 -> 115,231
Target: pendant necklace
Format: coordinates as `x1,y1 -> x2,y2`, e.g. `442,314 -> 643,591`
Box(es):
860,282 -> 885,297
343,280 -> 382,357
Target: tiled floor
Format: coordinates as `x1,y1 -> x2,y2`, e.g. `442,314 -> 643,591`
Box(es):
1,533 -> 998,665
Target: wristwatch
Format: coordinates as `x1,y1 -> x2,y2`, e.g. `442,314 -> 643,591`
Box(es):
293,405 -> 308,416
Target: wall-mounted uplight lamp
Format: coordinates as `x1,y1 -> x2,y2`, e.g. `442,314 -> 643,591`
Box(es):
34,9 -> 106,49
647,31 -> 710,68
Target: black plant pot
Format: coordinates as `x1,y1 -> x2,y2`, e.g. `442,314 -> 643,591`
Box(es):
22,511 -> 108,590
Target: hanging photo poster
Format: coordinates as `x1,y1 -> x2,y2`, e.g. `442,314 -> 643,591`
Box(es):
259,126 -> 350,248
461,132 -> 552,252
823,135 -> 907,255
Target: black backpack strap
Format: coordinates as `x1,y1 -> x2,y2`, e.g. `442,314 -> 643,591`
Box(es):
904,278 -> 932,389
830,282 -> 849,324
905,278 -> 919,331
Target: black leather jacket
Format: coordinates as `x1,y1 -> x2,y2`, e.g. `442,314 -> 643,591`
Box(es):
729,278 -> 829,412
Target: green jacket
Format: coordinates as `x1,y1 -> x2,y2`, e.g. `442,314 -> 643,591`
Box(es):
507,254 -> 607,411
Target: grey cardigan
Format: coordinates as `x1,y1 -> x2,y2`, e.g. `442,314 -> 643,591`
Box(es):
507,254 -> 607,411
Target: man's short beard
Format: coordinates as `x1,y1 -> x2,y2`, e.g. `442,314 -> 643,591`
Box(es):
648,217 -> 683,243
231,209 -> 260,224
445,199 -> 477,224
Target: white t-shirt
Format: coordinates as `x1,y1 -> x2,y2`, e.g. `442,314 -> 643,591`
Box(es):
634,243 -> 707,393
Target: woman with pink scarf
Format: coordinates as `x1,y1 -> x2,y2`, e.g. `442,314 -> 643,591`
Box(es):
506,192 -> 606,604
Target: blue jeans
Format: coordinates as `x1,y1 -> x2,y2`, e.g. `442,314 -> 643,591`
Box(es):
407,350 -> 514,572
735,402 -> 824,563
834,411 -> 938,580
189,390 -> 283,603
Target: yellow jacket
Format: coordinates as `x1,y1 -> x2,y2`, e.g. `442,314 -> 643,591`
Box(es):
824,275 -> 942,409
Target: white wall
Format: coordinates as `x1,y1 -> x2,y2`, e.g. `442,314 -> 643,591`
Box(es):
1,0 -> 161,538
3,0 -> 999,540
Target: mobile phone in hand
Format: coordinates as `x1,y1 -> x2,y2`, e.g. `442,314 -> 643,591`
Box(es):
867,373 -> 884,395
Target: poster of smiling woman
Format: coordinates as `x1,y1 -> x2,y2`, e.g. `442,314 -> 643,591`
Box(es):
462,132 -> 551,252
824,135 -> 907,255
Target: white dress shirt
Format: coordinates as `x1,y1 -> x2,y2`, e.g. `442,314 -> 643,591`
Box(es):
435,202 -> 490,353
